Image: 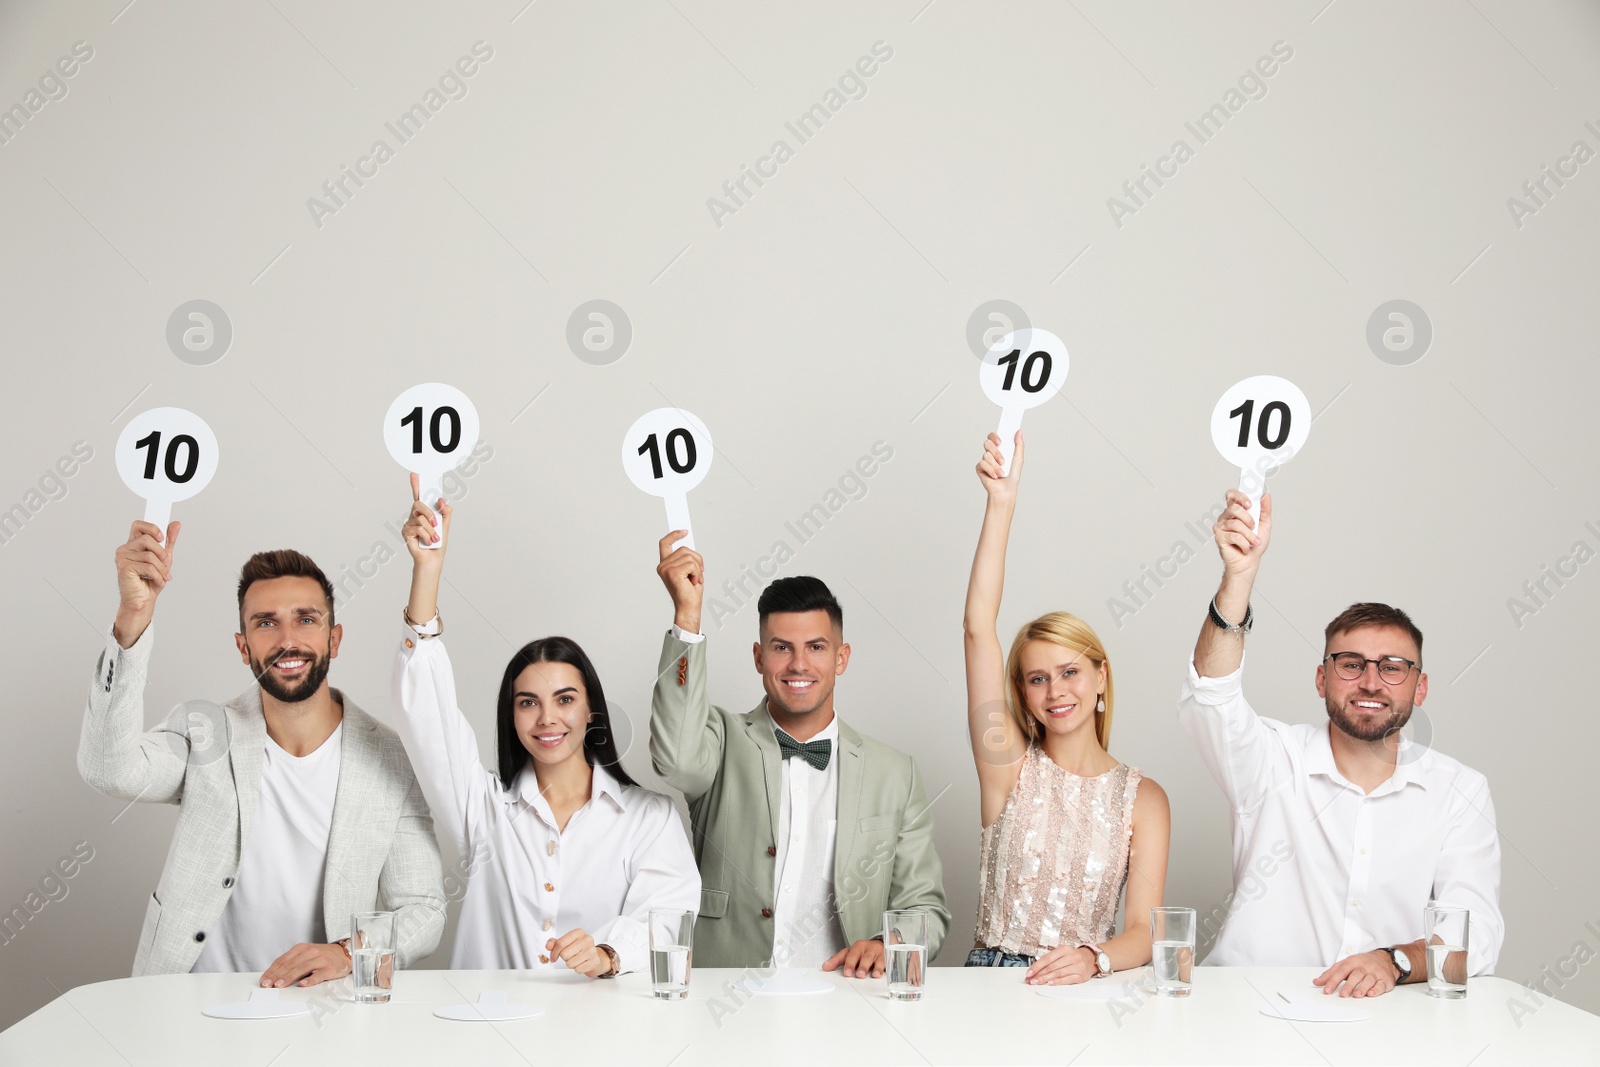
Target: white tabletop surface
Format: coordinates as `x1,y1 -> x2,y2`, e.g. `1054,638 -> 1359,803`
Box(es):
2,965 -> 1594,1066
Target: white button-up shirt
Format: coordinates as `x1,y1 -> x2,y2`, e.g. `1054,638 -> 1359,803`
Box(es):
393,628 -> 700,973
772,717 -> 847,967
1178,655 -> 1503,975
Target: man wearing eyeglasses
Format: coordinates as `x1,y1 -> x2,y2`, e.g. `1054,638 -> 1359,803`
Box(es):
78,522 -> 445,986
1178,491 -> 1502,997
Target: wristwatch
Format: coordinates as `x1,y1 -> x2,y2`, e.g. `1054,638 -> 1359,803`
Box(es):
1080,943 -> 1112,978
1207,597 -> 1253,635
1387,946 -> 1411,983
596,943 -> 621,978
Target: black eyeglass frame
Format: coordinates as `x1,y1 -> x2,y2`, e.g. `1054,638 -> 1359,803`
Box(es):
1322,652 -> 1420,685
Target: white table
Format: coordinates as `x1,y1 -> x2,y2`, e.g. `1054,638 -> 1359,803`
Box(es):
2,966 -> 1594,1065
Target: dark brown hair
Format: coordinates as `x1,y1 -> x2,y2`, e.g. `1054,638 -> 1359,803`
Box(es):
1323,602 -> 1423,661
496,637 -> 637,791
236,550 -> 336,629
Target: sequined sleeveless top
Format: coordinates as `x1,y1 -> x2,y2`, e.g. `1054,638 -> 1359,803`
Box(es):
975,744 -> 1142,957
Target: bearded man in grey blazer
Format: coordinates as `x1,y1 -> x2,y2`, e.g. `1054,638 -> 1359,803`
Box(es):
79,520 -> 444,986
650,532 -> 949,975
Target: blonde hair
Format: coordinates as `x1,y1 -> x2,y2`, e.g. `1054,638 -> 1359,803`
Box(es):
1004,612 -> 1114,752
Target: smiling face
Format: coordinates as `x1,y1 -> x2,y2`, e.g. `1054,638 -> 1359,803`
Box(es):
753,610 -> 850,720
510,660 -> 593,768
1316,624 -> 1427,743
235,576 -> 340,703
1017,639 -> 1106,739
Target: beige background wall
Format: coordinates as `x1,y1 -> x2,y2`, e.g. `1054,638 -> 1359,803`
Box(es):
3,0 -> 1597,1033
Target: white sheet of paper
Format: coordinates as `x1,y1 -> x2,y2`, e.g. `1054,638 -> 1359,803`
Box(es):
434,989 -> 544,1021
201,987 -> 312,1020
1260,990 -> 1372,1022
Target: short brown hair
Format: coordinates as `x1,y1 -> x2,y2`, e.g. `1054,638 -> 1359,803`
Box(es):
237,550 -> 335,628
1323,602 -> 1423,662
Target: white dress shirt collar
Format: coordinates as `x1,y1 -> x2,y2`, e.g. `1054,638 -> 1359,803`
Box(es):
513,757 -> 632,818
1303,717 -> 1434,795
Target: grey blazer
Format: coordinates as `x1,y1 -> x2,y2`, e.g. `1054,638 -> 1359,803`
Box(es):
77,624 -> 446,976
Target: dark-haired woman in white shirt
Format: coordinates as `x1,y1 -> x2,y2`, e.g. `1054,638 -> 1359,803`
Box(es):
391,476 -> 699,974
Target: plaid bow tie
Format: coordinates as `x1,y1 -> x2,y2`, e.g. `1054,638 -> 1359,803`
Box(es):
775,730 -> 832,771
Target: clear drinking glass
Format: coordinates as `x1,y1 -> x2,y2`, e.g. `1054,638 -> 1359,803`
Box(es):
1151,907 -> 1196,998
650,908 -> 694,1000
1425,905 -> 1470,999
883,909 -> 929,1001
350,911 -> 396,1003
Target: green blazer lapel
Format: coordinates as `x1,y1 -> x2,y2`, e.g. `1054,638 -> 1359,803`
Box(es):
834,719 -> 865,898
226,688 -> 267,852
745,701 -> 784,845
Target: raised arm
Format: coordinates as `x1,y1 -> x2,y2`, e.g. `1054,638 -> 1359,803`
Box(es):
648,531 -> 725,799
403,472 -> 445,626
78,521 -> 189,804
391,474 -> 501,855
1192,489 -> 1270,678
964,432 -> 1028,823
1178,490 -> 1285,812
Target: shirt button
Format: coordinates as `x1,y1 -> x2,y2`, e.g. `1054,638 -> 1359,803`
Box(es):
545,882 -> 555,892
767,846 -> 777,857
540,954 -> 549,964
547,840 -> 556,856
222,877 -> 234,888
194,932 -> 206,943
543,919 -> 553,931
761,908 -> 773,919
1359,848 -> 1366,855
404,638 -> 414,649
1351,899 -> 1360,907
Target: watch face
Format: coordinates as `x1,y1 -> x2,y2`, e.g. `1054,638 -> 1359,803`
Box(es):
1391,949 -> 1409,977
1097,951 -> 1111,975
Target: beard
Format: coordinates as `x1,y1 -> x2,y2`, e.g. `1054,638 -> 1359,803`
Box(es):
252,645 -> 333,704
1326,693 -> 1412,743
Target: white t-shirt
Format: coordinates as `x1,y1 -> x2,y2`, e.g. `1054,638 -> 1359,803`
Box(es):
192,723 -> 343,973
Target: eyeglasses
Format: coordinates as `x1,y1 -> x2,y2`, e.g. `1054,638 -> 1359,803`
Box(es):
1324,652 -> 1419,685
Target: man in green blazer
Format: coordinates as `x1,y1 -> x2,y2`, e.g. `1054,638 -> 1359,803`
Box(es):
650,532 -> 949,975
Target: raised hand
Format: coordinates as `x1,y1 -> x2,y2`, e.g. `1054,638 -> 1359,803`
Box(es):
113,520 -> 180,648
1212,489 -> 1273,583
403,472 -> 451,625
976,430 -> 1024,502
657,530 -> 705,635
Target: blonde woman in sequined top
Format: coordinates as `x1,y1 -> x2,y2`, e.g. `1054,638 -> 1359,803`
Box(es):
961,431 -> 1172,986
